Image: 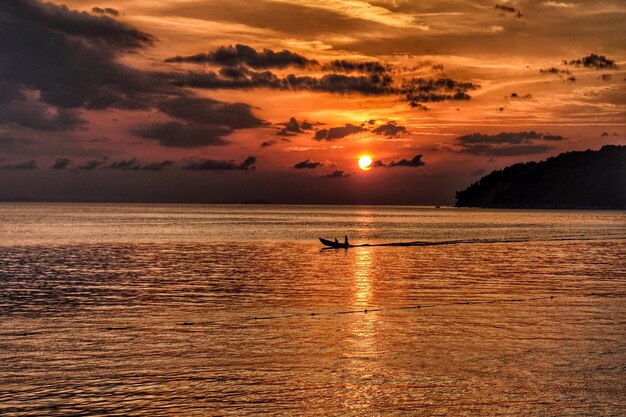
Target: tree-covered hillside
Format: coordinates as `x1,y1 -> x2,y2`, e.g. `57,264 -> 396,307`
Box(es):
455,145 -> 626,209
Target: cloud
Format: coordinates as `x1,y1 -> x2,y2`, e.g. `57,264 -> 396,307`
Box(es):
174,56 -> 477,106
157,96 -> 263,129
92,7 -> 119,17
294,159 -> 323,169
179,70 -> 396,95
239,156 -> 256,170
165,44 -> 317,69
409,103 -> 429,111
325,60 -> 388,74
543,1 -> 574,7
0,97 -> 87,131
454,131 -> 565,155
540,67 -> 571,76
109,158 -> 141,170
314,123 -> 365,141
372,121 -> 407,137
495,4 -> 523,18
0,0 -> 268,146
510,93 -> 532,100
142,161 -> 174,171
132,122 -> 232,148
322,170 -> 350,178
277,117 -> 315,136
0,0 -> 166,114
1,160 -> 37,170
51,158 -> 72,169
538,67 -> 577,82
566,53 -> 617,70
77,159 -> 107,170
387,154 -> 426,168
261,140 -> 277,148
182,156 -> 256,171
130,96 -> 264,148
401,78 -> 478,106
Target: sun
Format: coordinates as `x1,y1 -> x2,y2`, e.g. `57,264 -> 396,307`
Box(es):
358,155 -> 373,171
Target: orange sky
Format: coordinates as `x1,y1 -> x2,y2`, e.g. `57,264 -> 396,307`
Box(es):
0,0 -> 624,204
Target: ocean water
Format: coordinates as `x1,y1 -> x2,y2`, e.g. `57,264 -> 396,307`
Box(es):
0,203 -> 625,416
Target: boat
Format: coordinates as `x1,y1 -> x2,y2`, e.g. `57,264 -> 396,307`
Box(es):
318,237 -> 349,248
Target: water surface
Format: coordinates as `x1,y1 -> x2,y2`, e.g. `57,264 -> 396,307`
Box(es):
1,204 -> 625,416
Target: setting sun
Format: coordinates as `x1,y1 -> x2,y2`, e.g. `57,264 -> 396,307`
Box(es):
358,155 -> 373,171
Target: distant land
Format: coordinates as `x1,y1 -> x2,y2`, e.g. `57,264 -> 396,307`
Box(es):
456,145 -> 626,209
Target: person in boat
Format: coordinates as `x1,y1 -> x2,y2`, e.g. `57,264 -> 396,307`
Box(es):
334,237 -> 339,245
344,235 -> 349,247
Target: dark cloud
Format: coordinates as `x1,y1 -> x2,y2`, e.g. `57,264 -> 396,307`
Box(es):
601,74 -> 612,81
387,154 -> 425,168
1,0 -> 266,149
495,4 -> 522,18
566,53 -> 617,70
0,97 -> 87,131
305,73 -> 394,94
542,134 -> 565,141
182,156 -> 256,171
0,0 -> 164,112
294,159 -> 323,169
454,131 -> 565,155
1,160 -> 37,170
322,170 -> 350,178
51,158 -> 72,170
92,7 -> 120,17
510,93 -> 532,100
239,156 -> 256,170
165,44 -> 317,69
277,117 -> 315,136
78,159 -> 106,170
410,103 -> 429,111
539,67 -> 571,76
261,140 -> 277,148
157,96 -> 263,129
178,70 -> 395,95
109,158 -> 141,170
142,161 -> 174,171
401,78 -> 478,106
172,50 -> 477,107
132,122 -> 232,148
325,60 -> 388,74
314,124 -> 365,141
3,0 -> 152,48
372,121 -> 407,137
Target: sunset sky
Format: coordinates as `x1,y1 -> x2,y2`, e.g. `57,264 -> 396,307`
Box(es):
1,0 -> 625,204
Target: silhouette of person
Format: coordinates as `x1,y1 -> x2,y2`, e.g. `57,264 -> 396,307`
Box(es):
334,237 -> 339,245
344,235 -> 349,246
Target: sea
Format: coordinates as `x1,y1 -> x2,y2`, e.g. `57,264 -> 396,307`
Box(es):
1,203 -> 625,416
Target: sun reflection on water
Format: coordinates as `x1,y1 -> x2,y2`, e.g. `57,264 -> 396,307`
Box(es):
343,243 -> 380,412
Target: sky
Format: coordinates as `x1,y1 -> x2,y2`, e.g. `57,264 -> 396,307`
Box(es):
0,0 -> 625,204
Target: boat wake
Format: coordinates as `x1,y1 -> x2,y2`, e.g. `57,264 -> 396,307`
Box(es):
321,236 -> 622,249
